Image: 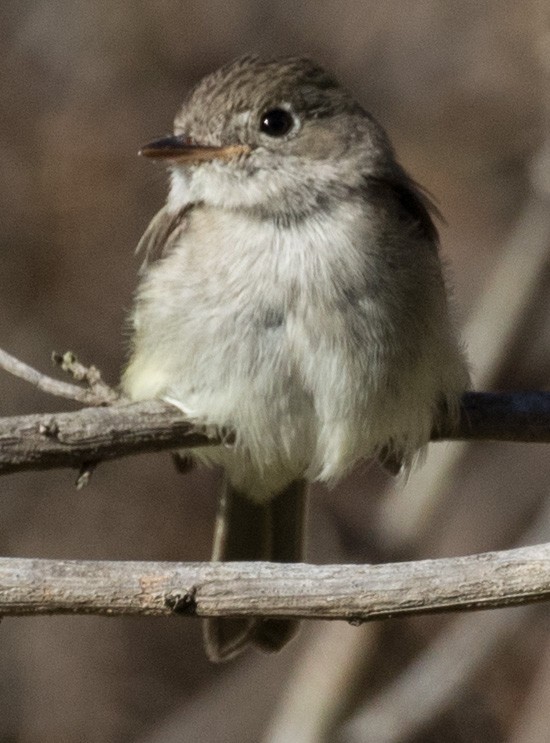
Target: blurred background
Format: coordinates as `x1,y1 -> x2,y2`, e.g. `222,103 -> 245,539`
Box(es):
1,1 -> 550,741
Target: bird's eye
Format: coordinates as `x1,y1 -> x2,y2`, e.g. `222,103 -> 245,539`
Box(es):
259,108 -> 295,137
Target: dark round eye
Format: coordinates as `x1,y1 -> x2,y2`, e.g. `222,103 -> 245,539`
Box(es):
260,108 -> 295,137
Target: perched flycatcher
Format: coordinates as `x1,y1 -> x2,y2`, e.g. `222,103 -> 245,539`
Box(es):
122,56 -> 469,661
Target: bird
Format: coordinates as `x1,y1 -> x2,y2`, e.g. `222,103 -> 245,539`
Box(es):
122,55 -> 469,662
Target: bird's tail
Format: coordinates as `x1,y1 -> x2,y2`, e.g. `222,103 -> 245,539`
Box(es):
203,477 -> 307,662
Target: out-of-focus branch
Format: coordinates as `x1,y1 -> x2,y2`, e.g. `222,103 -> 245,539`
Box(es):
328,31 -> 550,743
263,623 -> 379,743
338,493 -> 550,743
339,607 -> 530,743
2,543 -> 550,617
0,390 -> 549,476
509,633 -> 550,743
442,391 -> 550,441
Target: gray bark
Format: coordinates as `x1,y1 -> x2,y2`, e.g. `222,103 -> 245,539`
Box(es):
0,392 -> 549,476
0,543 -> 549,619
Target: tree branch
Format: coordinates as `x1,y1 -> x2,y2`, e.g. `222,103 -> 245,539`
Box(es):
0,400 -> 218,475
1,542 -> 550,617
440,390 -> 550,442
0,391 -> 548,477
1,348 -> 549,475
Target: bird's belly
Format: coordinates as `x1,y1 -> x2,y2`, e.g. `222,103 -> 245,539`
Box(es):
124,286 -> 427,492
124,299 -> 322,485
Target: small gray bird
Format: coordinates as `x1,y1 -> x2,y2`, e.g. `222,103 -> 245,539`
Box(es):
122,56 -> 469,661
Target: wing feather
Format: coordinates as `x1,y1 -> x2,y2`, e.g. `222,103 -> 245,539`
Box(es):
136,204 -> 194,272
363,171 -> 441,247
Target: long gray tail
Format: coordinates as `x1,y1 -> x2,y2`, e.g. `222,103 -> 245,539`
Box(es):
203,478 -> 307,663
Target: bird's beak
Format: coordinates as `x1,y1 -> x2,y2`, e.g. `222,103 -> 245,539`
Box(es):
139,134 -> 250,163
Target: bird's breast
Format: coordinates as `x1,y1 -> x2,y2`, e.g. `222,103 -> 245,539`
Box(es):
124,201 -> 369,414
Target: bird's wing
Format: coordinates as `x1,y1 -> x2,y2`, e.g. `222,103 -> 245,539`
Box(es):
135,203 -> 194,272
363,171 -> 441,247
363,170 -> 442,477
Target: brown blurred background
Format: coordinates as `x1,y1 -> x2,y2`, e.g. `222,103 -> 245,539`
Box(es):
1,2 -> 550,741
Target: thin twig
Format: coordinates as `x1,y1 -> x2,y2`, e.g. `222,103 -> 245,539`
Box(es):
1,348 -> 550,474
51,351 -> 119,404
0,348 -> 117,406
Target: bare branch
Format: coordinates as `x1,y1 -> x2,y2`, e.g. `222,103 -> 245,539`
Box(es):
0,391 -> 548,476
437,390 -> 550,442
0,400 -> 218,475
1,542 -> 550,617
1,348 -> 549,475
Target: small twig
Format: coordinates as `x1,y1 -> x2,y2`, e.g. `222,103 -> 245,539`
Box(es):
52,351 -> 119,404
1,348 -> 549,477
75,461 -> 98,489
1,542 -> 550,617
0,348 -> 117,406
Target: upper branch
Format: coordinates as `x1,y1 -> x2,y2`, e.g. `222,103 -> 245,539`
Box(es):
0,391 -> 548,477
0,400 -> 217,475
438,390 -> 550,442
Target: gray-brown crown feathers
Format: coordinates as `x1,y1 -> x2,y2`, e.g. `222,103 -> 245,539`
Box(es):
174,56 -> 389,156
184,56 -> 360,116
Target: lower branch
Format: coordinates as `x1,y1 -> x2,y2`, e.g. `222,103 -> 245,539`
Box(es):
2,542 -> 550,618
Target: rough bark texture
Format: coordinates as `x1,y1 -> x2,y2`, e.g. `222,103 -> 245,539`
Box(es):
0,392 -> 549,476
1,544 -> 550,619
